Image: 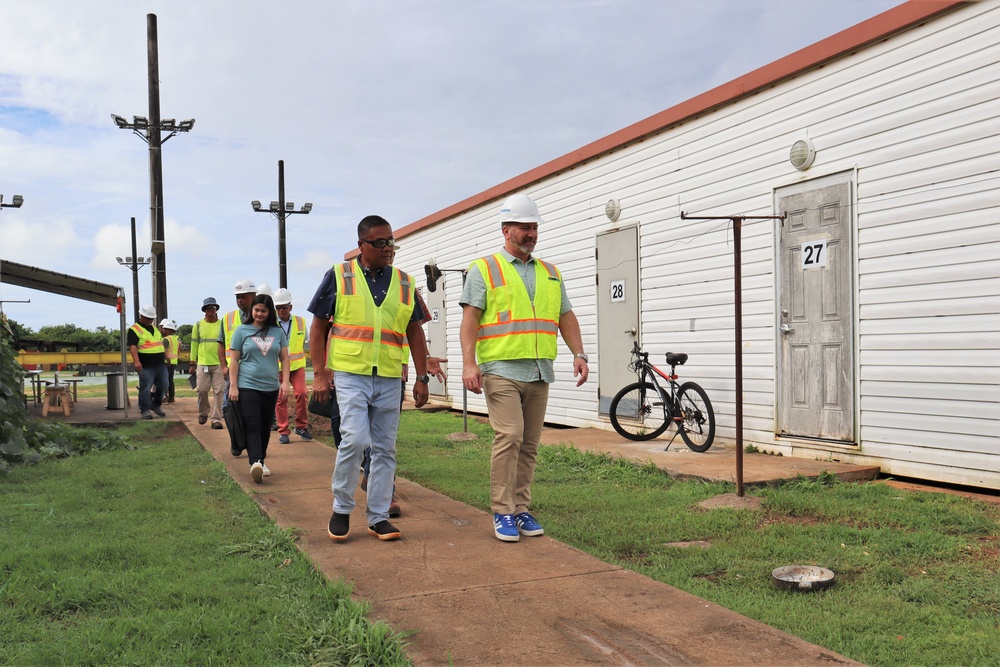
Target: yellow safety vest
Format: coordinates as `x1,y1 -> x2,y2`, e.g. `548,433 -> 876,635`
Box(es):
222,310 -> 243,350
283,315 -> 307,371
130,323 -> 165,355
471,253 -> 562,363
164,334 -> 179,364
327,260 -> 415,378
191,319 -> 223,365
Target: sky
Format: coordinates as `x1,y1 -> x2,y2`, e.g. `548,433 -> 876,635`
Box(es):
0,0 -> 901,333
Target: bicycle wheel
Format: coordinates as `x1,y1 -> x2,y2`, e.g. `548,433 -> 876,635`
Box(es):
676,382 -> 715,452
609,382 -> 671,441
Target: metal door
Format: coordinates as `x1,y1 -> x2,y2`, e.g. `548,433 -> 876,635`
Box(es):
422,284 -> 448,398
776,180 -> 854,441
596,226 -> 640,415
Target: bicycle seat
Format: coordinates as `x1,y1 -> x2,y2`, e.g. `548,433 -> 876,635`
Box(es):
665,352 -> 688,366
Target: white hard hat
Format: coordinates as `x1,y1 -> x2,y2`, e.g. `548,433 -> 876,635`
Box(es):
139,304 -> 157,319
159,318 -> 176,330
233,278 -> 256,295
498,193 -> 544,225
256,283 -> 274,297
272,288 -> 293,306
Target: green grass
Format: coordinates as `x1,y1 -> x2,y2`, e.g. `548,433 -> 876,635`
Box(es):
0,421 -> 411,666
395,410 -> 1000,667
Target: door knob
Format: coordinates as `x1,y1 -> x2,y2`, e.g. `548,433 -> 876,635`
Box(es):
624,327 -> 637,336
780,323 -> 794,335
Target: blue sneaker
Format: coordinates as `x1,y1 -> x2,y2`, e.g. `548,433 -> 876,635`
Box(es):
493,513 -> 519,542
514,512 -> 544,537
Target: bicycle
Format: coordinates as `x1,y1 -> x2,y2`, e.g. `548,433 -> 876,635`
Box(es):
608,342 -> 716,452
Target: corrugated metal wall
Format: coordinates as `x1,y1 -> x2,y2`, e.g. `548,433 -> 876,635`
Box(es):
394,1 -> 999,489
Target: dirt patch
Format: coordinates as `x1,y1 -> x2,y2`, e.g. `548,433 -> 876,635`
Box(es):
145,421 -> 189,442
664,540 -> 712,549
698,493 -> 763,510
760,513 -> 822,527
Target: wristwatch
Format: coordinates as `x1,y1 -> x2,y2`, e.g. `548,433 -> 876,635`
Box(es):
415,374 -> 431,383
575,353 -> 589,363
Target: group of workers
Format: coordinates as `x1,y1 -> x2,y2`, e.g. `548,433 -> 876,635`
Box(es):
127,193 -> 589,544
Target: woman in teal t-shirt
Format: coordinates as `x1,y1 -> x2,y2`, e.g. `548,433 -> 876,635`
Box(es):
228,294 -> 291,483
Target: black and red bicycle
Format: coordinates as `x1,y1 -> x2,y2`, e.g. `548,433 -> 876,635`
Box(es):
609,342 -> 716,452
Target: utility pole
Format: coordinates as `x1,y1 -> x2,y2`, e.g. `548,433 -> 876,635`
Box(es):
115,217 -> 150,322
111,14 -> 195,323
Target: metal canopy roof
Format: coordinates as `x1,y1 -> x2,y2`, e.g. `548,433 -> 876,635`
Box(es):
0,259 -> 123,308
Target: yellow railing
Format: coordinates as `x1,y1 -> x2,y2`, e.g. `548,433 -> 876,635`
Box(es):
17,350 -> 191,365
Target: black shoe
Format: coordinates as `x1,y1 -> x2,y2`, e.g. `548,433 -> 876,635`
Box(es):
152,407 -> 166,417
271,420 -> 278,432
231,444 -> 243,457
211,422 -> 224,430
328,513 -> 350,542
368,520 -> 401,541
198,415 -> 208,425
389,498 -> 401,518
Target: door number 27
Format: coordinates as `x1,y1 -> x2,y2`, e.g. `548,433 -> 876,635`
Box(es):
801,239 -> 828,269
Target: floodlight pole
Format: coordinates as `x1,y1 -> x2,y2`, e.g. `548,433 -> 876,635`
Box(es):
251,160 -> 313,289
680,211 -> 786,497
116,217 -> 151,322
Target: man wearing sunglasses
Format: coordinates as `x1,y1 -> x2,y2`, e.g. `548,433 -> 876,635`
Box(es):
309,215 -> 430,543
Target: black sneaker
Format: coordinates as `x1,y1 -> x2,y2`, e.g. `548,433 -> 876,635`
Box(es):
368,520 -> 401,541
294,427 -> 314,441
328,513 -> 350,542
152,407 -> 166,417
231,444 -> 243,457
198,415 -> 208,425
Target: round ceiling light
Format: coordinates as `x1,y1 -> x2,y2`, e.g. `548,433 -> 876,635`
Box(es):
605,198 -> 621,222
789,138 -> 816,171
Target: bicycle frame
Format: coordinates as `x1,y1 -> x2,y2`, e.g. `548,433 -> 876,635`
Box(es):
630,346 -> 684,431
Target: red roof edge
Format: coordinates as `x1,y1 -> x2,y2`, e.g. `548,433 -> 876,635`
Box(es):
374,0 -> 968,254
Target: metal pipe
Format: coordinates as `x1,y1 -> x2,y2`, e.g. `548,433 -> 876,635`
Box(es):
278,160 -> 287,288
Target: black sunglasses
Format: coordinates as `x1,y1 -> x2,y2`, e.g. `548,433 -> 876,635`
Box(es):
359,237 -> 395,249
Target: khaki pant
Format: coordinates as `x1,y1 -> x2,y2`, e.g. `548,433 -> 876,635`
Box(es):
196,364 -> 226,425
482,375 -> 549,515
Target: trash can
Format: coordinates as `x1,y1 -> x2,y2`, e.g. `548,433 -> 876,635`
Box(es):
106,372 -> 126,410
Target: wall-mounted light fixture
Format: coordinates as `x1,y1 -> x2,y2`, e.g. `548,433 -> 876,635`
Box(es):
605,198 -> 622,222
789,138 -> 816,171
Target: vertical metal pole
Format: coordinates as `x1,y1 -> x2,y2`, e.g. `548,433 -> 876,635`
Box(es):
278,160 -> 288,288
130,217 -> 140,322
733,217 -> 745,497
146,13 -> 168,322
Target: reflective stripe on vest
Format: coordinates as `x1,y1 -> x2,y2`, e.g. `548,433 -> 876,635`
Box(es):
471,253 -> 562,363
130,323 -> 165,355
164,334 -> 179,364
285,315 -> 307,371
223,310 -> 242,348
327,259 -> 415,378
191,319 -> 223,365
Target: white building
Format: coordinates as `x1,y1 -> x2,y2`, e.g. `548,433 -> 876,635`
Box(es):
391,0 -> 1000,490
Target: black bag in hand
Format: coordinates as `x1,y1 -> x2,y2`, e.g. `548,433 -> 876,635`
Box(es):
308,392 -> 333,419
224,402 -> 247,455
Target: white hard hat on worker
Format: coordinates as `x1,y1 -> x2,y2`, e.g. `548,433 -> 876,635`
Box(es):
498,193 -> 544,226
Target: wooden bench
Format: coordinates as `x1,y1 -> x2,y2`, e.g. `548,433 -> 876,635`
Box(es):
42,384 -> 73,417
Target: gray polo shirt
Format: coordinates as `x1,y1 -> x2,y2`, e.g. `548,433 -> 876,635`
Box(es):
459,248 -> 571,384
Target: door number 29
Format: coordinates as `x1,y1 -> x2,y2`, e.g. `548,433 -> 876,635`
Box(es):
801,239 -> 828,269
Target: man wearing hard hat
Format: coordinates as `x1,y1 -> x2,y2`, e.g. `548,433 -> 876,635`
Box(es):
460,194 -> 589,543
273,288 -> 313,444
159,319 -> 180,404
218,278 -> 256,414
128,304 -> 170,420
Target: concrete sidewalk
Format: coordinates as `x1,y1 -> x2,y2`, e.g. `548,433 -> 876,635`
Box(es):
139,396 -> 859,666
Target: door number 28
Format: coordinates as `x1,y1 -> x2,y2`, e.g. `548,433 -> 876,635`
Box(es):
801,240 -> 828,269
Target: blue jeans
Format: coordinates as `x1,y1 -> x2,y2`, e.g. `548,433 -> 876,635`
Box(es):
137,363 -> 168,414
332,371 -> 401,525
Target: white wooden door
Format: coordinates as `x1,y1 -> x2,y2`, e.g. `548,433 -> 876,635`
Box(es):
596,226 -> 640,416
777,180 -> 855,442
